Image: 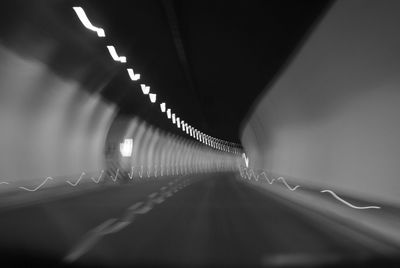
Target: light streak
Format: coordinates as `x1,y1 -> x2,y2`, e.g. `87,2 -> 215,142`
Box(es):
138,165 -> 144,178
18,177 -> 54,192
0,181 -> 10,185
127,68 -> 140,81
128,166 -> 134,179
259,171 -> 275,184
72,7 -> 105,37
110,168 -> 119,182
66,172 -> 87,187
240,167 -> 381,210
91,170 -> 104,183
106,46 -> 126,63
321,190 -> 381,210
242,153 -> 249,168
277,177 -> 300,191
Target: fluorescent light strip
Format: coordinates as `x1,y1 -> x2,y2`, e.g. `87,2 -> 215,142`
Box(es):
149,93 -> 156,103
127,68 -> 140,81
107,46 -> 126,63
140,84 -> 150,95
74,8 -> 239,150
160,103 -> 166,112
72,7 -> 105,37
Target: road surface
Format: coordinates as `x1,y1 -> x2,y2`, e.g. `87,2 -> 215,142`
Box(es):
0,172 -> 393,267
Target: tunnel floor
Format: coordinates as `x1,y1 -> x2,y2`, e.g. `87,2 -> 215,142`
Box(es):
0,173 -> 392,267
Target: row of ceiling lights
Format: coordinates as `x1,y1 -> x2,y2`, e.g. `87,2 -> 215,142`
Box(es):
72,7 -> 241,154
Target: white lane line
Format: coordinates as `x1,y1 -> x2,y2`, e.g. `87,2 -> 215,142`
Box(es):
153,197 -> 165,204
277,177 -> 300,191
134,203 -> 153,214
0,181 -> 10,185
129,201 -> 144,210
148,192 -> 158,199
64,218 -> 117,263
18,177 -> 54,192
103,221 -> 131,234
164,191 -> 173,197
321,190 -> 381,210
64,178 -> 191,263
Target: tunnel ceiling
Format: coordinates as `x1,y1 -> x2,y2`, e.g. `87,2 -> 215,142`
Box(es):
69,0 -> 331,143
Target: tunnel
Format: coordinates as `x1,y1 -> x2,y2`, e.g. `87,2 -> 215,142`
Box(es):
0,0 -> 400,267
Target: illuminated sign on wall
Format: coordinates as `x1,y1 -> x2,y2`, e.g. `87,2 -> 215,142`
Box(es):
120,138 -> 133,157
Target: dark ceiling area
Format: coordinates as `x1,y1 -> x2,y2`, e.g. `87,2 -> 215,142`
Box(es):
80,0 -> 332,143
31,0 -> 333,143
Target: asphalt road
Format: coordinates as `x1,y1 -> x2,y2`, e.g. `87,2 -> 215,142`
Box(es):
0,172 -> 393,267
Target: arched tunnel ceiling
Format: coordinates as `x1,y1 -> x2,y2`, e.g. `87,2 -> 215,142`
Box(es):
13,0 -> 331,143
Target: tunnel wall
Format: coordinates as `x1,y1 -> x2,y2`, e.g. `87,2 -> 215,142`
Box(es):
0,1 -> 117,188
0,44 -> 116,187
106,116 -> 240,177
241,0 -> 400,204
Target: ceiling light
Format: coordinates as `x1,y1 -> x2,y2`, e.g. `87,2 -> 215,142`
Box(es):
160,102 -> 166,112
127,68 -> 140,81
107,45 -> 126,63
149,93 -> 156,103
119,139 -> 133,157
72,7 -> 105,37
167,109 -> 171,119
140,84 -> 150,95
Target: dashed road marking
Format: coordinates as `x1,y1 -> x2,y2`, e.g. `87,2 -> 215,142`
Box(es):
64,177 -> 193,263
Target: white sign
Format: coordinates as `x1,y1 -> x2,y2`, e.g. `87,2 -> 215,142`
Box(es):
120,139 -> 133,157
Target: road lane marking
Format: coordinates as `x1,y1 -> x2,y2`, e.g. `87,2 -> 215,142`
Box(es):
64,176 -> 192,263
64,218 -> 117,263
